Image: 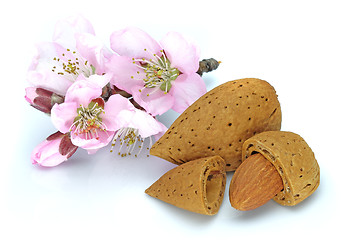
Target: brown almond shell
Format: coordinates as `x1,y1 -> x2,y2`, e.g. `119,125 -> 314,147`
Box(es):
150,78 -> 282,171
145,155 -> 226,215
242,131 -> 320,206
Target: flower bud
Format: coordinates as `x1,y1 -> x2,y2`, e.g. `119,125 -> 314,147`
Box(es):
25,87 -> 64,114
31,132 -> 78,167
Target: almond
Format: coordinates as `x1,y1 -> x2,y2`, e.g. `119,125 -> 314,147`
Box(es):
150,78 -> 282,171
229,153 -> 283,211
242,131 -> 320,206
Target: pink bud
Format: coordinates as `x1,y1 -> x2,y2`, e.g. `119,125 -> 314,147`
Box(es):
31,132 -> 77,167
24,87 -> 37,105
25,87 -> 64,114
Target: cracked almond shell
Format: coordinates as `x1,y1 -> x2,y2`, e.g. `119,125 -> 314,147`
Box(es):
145,155 -> 226,215
150,78 -> 282,171
242,131 -> 320,206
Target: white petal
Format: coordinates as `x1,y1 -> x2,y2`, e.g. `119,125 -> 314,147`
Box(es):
53,15 -> 95,47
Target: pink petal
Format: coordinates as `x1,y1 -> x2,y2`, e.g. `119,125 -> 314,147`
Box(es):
112,110 -> 136,130
129,109 -> 168,138
115,108 -> 168,139
64,79 -> 102,107
170,73 -> 207,113
131,85 -> 174,116
106,55 -> 145,93
83,73 -> 111,89
51,102 -> 78,133
27,70 -> 72,96
31,139 -> 67,167
75,33 -> 112,74
160,32 -> 200,74
39,154 -> 67,167
70,130 -> 114,153
153,121 -> 168,141
25,87 -> 37,104
27,42 -> 74,95
110,27 -> 161,59
53,15 -> 95,47
101,94 -> 135,131
34,42 -> 65,62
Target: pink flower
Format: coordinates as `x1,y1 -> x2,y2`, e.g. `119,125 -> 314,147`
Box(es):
27,15 -> 111,96
107,27 -> 206,116
110,108 -> 167,157
31,132 -> 78,167
51,78 -> 133,154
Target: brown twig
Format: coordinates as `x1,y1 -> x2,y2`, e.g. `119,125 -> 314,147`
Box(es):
197,58 -> 221,76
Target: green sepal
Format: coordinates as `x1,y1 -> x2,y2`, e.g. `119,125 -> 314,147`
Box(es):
170,68 -> 180,81
160,81 -> 172,92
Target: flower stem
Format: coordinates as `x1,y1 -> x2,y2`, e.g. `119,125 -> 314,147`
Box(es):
197,58 -> 221,76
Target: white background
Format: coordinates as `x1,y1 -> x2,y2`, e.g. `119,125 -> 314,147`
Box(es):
1,0 -> 345,239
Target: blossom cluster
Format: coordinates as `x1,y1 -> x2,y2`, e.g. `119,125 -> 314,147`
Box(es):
25,16 -> 211,167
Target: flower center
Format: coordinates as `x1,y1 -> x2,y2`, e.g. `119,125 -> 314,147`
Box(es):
51,48 -> 95,81
70,99 -> 106,140
110,127 -> 151,157
132,50 -> 180,94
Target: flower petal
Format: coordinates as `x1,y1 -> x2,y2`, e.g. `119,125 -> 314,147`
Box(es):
101,94 -> 135,131
27,42 -> 74,95
129,109 -> 168,138
131,85 -> 174,116
110,27 -> 161,59
51,102 -> 78,133
106,55 -> 145,93
75,33 -> 112,74
53,15 -> 95,47
31,139 -> 67,167
64,79 -> 102,107
170,73 -> 207,113
25,87 -> 37,104
70,130 -> 114,154
153,122 -> 167,141
113,110 -> 136,129
82,73 -> 111,89
160,32 -> 200,74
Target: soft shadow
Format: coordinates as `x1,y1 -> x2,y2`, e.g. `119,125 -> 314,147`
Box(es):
227,186 -> 323,222
143,194 -> 216,227
226,200 -> 285,222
